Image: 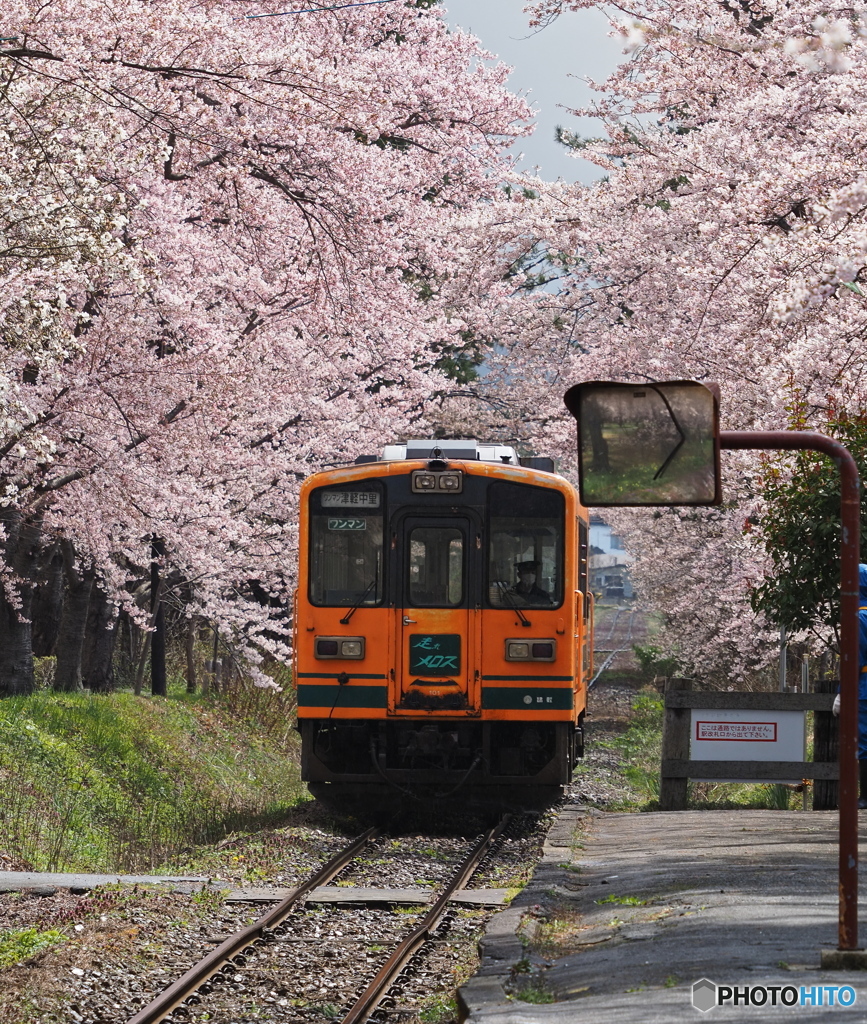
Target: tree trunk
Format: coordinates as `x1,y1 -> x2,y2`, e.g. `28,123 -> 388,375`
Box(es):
186,614 -> 198,694
134,576 -> 164,695
82,585 -> 118,693
0,507 -> 42,696
151,537 -> 166,697
211,627 -> 221,695
31,543 -> 64,657
53,539 -> 94,693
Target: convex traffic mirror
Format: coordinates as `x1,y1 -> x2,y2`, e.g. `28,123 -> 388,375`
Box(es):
563,380 -> 721,506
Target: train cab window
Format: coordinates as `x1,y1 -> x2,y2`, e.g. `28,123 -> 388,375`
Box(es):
408,526 -> 464,607
309,483 -> 384,606
487,482 -> 564,608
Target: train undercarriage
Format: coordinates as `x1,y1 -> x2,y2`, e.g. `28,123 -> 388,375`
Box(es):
300,717 -> 584,809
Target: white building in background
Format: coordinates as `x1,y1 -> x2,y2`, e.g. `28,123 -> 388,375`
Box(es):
588,514 -> 633,600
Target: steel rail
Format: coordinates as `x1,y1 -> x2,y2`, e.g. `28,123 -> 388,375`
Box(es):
598,607 -> 623,646
126,827 -> 379,1024
341,815 -> 512,1024
589,609 -> 637,689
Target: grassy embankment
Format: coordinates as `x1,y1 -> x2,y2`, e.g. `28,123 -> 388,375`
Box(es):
0,680 -> 308,873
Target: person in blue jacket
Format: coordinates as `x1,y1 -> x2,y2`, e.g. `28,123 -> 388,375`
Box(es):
859,564 -> 867,808
832,566 -> 867,807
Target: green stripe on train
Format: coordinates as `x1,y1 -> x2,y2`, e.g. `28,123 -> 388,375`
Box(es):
297,684 -> 387,709
296,672 -> 386,679
482,687 -> 574,710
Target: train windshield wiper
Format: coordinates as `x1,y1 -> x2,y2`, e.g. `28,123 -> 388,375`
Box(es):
495,581 -> 531,628
340,579 -> 377,625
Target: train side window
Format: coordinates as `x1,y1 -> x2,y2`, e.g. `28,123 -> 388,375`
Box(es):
579,520 -> 589,598
408,527 -> 463,607
309,484 -> 385,606
487,482 -> 564,609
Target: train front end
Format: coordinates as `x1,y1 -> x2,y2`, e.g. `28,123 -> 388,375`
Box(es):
293,440 -> 592,808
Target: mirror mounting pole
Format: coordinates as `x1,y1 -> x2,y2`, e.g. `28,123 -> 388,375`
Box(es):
722,429 -> 860,952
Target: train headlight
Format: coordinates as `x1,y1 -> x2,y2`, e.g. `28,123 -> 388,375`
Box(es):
412,472 -> 438,492
438,472 -> 463,492
411,470 -> 463,493
506,639 -> 556,661
315,636 -> 365,659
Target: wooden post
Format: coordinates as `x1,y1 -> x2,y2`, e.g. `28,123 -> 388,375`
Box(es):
814,677 -> 840,810
659,677 -> 693,811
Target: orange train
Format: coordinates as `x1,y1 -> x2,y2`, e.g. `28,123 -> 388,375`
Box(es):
293,440 -> 593,806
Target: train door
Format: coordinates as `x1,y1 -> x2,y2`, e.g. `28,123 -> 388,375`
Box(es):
393,514 -> 480,713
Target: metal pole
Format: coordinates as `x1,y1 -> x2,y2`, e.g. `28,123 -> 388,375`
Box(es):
721,430 -> 860,950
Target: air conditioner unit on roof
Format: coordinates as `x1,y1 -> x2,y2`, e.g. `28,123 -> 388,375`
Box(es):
379,439 -> 522,464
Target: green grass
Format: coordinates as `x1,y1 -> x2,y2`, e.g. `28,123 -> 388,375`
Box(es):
514,986 -> 555,1004
418,995 -> 459,1022
595,893 -> 648,906
601,692 -> 665,805
0,685 -> 306,872
0,927 -> 66,968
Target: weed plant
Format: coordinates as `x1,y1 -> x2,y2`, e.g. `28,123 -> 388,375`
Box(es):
0,927 -> 66,968
0,687 -> 306,872
514,986 -> 555,1004
605,692 -> 665,804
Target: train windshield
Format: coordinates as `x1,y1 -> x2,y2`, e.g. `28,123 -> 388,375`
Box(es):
308,483 -> 384,606
487,482 -> 564,608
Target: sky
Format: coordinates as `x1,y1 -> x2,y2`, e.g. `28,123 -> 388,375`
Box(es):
443,1 -> 623,183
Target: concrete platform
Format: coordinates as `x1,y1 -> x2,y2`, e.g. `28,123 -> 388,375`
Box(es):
0,872 -> 508,907
0,871 -> 209,895
459,808 -> 867,1022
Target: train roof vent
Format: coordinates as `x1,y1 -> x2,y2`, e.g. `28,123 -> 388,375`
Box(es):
380,440 -> 522,464
405,439 -> 478,460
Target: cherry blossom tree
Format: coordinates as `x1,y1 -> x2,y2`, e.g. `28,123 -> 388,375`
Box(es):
459,0 -> 867,680
0,0 -> 532,693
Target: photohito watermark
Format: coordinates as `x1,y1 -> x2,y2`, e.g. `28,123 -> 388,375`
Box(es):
692,979 -> 857,1012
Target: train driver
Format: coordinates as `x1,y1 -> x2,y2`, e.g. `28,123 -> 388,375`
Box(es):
511,561 -> 553,605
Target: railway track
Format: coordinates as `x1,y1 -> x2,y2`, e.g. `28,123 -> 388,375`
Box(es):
595,606 -> 626,648
591,606 -> 648,687
126,817 -> 512,1024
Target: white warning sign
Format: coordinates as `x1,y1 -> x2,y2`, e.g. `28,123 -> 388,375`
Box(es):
690,708 -> 805,768
696,721 -> 777,742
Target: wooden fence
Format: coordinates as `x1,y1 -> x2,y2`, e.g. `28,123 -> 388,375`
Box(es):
659,678 -> 839,811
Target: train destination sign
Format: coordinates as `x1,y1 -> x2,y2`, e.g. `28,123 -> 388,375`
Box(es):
321,491 -> 381,508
